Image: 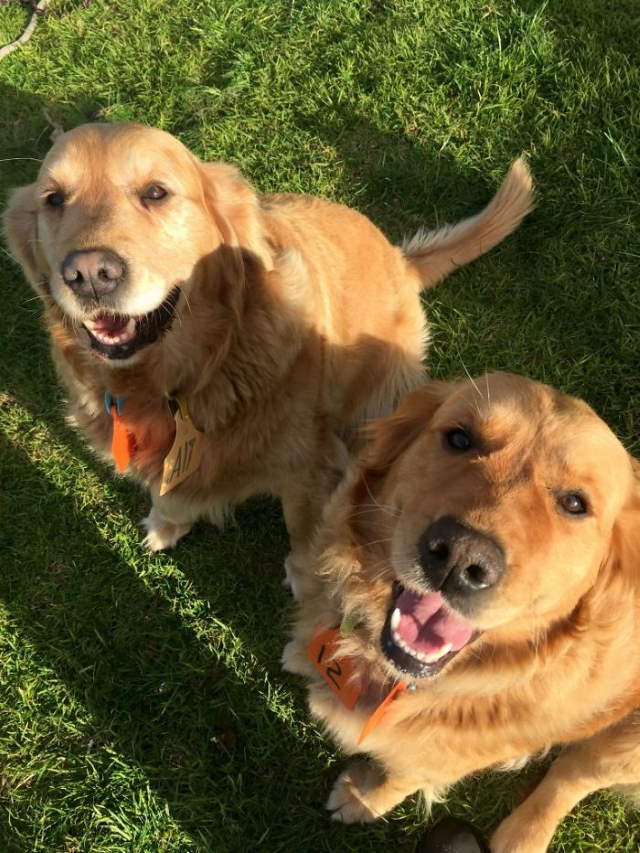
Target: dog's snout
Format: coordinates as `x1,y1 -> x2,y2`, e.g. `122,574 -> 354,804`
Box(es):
61,249 -> 126,299
418,515 -> 504,595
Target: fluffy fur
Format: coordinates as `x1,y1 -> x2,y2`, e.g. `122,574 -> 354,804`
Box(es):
3,122 -> 532,574
283,373 -> 640,851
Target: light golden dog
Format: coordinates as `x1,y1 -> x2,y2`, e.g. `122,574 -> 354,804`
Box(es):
3,123 -> 531,580
283,373 -> 640,851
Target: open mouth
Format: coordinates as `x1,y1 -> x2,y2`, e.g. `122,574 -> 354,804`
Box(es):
83,286 -> 181,360
381,584 -> 477,678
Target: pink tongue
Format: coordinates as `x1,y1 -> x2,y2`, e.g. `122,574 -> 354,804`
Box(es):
394,589 -> 474,655
92,313 -> 130,334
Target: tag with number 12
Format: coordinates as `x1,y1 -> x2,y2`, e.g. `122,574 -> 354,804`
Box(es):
308,627 -> 361,710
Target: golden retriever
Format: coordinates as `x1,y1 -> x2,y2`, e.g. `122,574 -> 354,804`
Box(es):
3,123 -> 531,583
283,373 -> 640,851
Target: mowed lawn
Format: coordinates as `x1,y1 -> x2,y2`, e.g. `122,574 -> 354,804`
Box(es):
1,1 -> 639,850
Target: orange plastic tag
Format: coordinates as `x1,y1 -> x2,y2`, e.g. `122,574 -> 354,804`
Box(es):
357,681 -> 406,744
308,625 -> 407,743
111,409 -> 135,473
159,398 -> 204,496
308,628 -> 361,711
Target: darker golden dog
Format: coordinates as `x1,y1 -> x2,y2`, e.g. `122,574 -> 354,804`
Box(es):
3,123 -> 531,585
283,373 -> 640,851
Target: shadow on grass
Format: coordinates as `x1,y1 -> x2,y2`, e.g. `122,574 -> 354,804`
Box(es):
297,107 -> 535,238
1,429 -> 429,852
1,82 -> 102,180
515,0 -> 639,67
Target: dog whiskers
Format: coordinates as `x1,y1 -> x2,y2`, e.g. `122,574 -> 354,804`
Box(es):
360,475 -> 402,519
457,351 -> 487,419
0,157 -> 43,164
181,288 -> 193,317
349,503 -> 400,520
360,536 -> 394,549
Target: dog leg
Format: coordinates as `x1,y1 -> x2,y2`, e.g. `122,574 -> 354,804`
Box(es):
280,488 -> 328,601
491,711 -> 640,853
142,502 -> 195,552
282,553 -> 305,601
281,638 -> 316,678
280,434 -> 349,599
326,759 -> 422,823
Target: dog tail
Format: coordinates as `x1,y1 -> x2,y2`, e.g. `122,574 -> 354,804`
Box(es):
403,157 -> 534,290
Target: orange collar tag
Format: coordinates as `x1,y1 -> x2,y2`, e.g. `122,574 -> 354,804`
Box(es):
308,626 -> 407,742
105,393 -> 135,473
110,409 -> 136,473
159,396 -> 204,496
308,627 -> 361,711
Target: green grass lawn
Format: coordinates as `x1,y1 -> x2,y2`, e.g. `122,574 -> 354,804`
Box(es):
1,0 -> 639,850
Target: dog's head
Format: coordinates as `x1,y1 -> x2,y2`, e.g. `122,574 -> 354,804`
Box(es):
346,373 -> 640,681
3,122 -> 267,364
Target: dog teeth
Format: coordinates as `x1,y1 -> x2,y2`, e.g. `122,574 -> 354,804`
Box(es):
391,627 -> 452,664
85,317 -> 137,346
423,642 -> 452,663
390,608 -> 401,630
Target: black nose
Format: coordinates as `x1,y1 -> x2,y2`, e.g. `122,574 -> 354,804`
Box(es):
61,249 -> 126,299
418,515 -> 505,595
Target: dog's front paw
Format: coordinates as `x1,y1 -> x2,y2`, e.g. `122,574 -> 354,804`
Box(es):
281,639 -> 299,674
281,638 -> 310,677
491,814 -> 550,853
326,760 -> 381,823
141,513 -> 192,552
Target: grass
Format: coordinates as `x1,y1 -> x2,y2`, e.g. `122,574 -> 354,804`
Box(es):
1,0 -> 639,850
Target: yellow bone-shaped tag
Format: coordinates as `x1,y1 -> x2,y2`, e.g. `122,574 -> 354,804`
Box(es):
159,396 -> 204,496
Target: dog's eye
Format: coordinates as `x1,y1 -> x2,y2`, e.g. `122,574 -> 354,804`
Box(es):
558,492 -> 588,516
45,191 -> 65,208
141,184 -> 168,202
444,428 -> 473,452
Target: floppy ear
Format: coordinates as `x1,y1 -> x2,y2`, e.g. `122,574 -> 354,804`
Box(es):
198,161 -> 273,271
3,183 -> 47,291
362,380 -> 458,476
191,161 -> 275,394
347,380 -> 458,543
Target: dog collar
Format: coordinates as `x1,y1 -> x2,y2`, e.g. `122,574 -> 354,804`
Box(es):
103,391 -> 204,488
308,623 -> 408,744
104,391 -> 125,416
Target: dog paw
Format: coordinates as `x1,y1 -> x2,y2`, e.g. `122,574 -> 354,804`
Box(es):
141,514 -> 192,552
281,640 -> 298,674
326,761 -> 380,823
491,816 -> 549,853
281,639 -> 309,676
